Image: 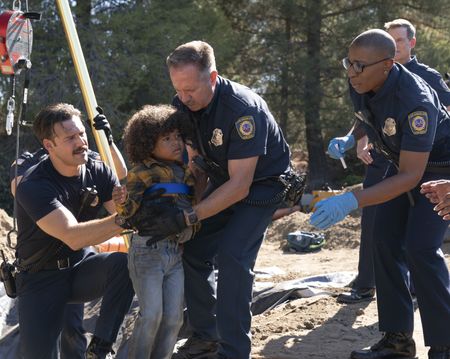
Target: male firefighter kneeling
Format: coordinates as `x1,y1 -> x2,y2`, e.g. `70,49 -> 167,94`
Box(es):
13,103 -> 136,359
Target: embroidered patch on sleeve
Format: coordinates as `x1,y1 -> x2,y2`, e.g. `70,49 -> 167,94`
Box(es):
408,111 -> 428,135
235,116 -> 255,140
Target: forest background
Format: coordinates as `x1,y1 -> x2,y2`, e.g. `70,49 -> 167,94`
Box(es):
0,0 -> 449,214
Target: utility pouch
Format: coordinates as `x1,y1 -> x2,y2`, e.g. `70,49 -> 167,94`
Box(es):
79,186 -> 98,209
0,250 -> 17,298
280,168 -> 307,207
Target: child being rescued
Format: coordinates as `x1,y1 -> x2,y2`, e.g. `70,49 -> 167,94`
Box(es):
113,104 -> 200,359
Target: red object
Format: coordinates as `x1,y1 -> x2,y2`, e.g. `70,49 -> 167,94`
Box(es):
0,10 -> 32,75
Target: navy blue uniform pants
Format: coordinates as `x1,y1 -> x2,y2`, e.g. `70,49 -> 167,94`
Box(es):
183,183 -> 282,359
373,172 -> 450,346
353,155 -> 391,289
16,251 -> 134,359
59,303 -> 86,359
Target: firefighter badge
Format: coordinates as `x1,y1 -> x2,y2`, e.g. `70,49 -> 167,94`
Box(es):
382,118 -> 397,136
211,128 -> 223,146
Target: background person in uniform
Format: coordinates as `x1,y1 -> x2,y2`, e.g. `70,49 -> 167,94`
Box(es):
328,18 -> 450,304
310,29 -> 450,359
113,104 -> 201,359
9,111 -> 127,359
144,41 -> 291,359
14,103 -> 135,359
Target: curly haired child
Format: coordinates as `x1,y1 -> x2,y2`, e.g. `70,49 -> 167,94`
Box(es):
114,104 -> 199,359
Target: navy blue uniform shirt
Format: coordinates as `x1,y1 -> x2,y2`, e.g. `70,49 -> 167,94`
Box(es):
16,157 -> 118,259
174,76 -> 290,183
404,56 -> 450,106
350,64 -> 450,163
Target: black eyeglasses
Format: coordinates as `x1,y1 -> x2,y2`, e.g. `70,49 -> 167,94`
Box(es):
342,57 -> 391,73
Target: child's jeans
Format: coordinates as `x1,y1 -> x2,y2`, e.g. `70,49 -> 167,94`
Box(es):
127,235 -> 184,359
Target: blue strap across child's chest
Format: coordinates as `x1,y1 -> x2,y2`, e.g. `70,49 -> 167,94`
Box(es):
144,183 -> 192,195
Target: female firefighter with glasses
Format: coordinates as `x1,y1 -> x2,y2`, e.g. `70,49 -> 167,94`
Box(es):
310,29 -> 450,359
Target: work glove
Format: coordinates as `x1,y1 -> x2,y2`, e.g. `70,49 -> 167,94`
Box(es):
92,106 -> 113,145
309,192 -> 358,230
327,135 -> 355,160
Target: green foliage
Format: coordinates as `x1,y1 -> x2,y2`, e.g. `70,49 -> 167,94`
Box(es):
0,0 -> 449,210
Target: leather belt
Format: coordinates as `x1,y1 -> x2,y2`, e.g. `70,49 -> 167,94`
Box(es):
41,257 -> 71,271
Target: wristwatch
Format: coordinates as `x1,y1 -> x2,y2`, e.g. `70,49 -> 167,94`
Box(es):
114,214 -> 131,229
183,207 -> 199,226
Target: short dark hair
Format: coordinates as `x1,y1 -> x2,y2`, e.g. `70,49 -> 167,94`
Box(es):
384,19 -> 416,40
350,29 -> 396,59
166,40 -> 216,75
33,103 -> 82,144
122,104 -> 191,165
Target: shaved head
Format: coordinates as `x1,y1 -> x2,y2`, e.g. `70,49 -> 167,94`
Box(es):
350,29 -> 396,59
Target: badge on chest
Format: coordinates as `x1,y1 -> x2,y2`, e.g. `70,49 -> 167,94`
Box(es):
210,128 -> 223,147
382,117 -> 397,136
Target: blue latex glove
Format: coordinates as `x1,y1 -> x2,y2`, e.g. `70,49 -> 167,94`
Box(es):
310,192 -> 358,230
327,135 -> 355,159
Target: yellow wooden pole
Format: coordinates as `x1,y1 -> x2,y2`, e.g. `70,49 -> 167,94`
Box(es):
55,0 -> 115,171
56,0 -> 130,248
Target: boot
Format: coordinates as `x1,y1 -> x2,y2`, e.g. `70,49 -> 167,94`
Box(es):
337,287 -> 375,304
350,332 -> 416,359
172,336 -> 218,359
85,336 -> 114,359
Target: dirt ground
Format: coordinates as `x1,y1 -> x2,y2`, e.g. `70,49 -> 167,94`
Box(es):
253,210 -> 450,359
1,206 -> 449,359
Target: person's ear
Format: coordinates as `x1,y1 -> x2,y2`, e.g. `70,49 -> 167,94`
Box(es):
42,139 -> 53,152
210,70 -> 218,86
384,58 -> 395,73
410,37 -> 416,50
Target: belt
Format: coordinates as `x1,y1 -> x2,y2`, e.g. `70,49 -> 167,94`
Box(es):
41,257 -> 71,271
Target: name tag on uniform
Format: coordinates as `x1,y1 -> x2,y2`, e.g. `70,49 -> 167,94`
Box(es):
408,111 -> 428,135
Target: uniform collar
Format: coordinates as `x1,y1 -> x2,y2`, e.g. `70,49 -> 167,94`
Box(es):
201,75 -> 222,117
404,55 -> 418,67
370,64 -> 400,102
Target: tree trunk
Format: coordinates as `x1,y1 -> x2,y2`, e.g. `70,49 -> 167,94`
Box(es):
279,2 -> 292,137
75,0 -> 92,30
302,0 -> 328,189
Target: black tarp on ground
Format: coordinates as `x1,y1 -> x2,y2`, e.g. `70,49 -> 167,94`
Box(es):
0,271 -> 354,358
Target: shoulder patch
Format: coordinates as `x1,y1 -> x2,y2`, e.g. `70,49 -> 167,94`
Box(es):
440,78 -> 450,92
408,111 -> 428,135
235,116 -> 255,140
